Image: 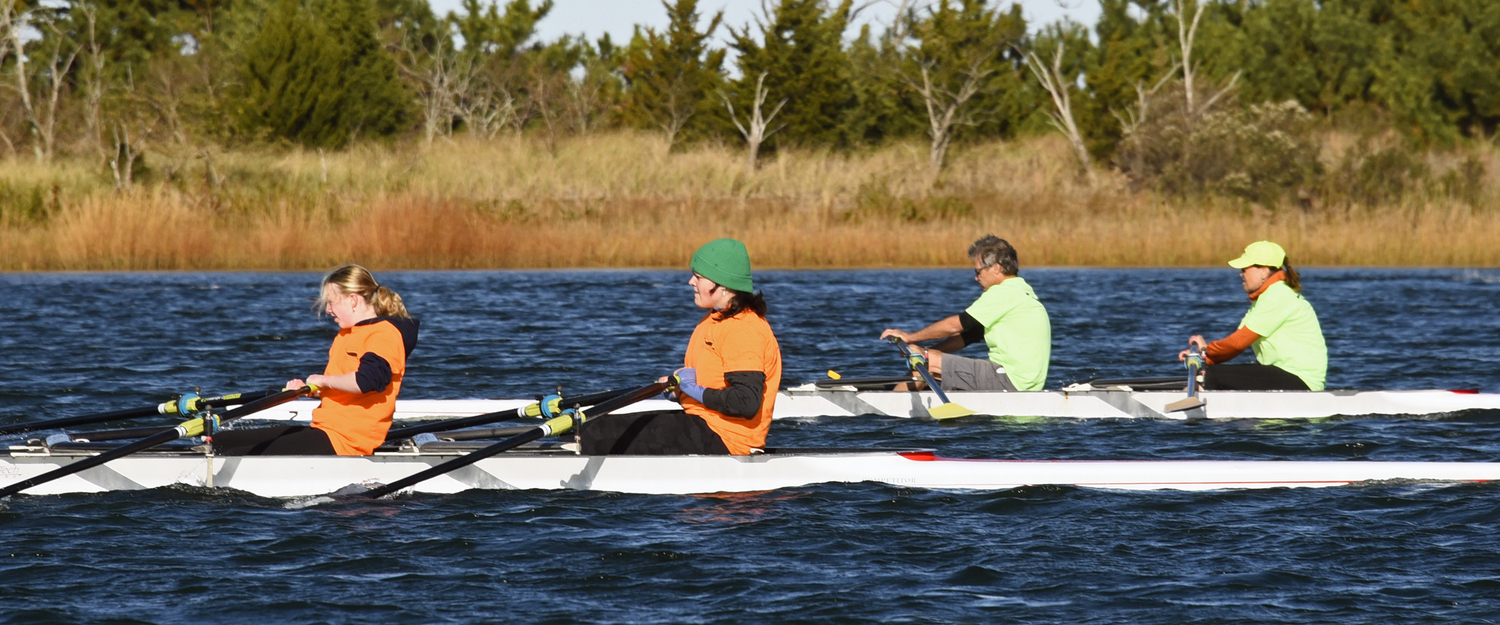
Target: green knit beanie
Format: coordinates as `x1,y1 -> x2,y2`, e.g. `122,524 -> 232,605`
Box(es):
690,238 -> 754,293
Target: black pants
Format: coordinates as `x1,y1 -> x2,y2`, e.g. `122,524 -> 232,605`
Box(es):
578,410 -> 731,455
1203,364 -> 1310,391
212,425 -> 337,456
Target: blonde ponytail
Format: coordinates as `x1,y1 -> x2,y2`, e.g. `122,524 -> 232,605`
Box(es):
317,264 -> 411,318
369,285 -> 410,318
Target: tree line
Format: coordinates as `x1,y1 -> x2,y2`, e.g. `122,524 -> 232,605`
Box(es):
0,0 -> 1495,203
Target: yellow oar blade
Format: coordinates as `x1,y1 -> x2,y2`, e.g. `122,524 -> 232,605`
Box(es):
928,402 -> 976,420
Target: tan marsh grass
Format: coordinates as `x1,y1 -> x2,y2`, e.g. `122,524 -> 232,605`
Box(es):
1,132 -> 1497,271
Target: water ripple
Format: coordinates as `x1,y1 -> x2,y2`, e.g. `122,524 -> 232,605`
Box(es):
2,269 -> 1500,622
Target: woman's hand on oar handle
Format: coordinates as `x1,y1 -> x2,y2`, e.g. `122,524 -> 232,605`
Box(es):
1178,335 -> 1208,362
285,378 -> 318,397
288,373 -> 362,395
659,368 -> 706,403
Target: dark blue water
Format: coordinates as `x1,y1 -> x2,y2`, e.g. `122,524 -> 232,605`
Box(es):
2,268 -> 1499,623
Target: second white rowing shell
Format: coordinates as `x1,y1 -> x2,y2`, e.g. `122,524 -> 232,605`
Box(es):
5,447 -> 1500,497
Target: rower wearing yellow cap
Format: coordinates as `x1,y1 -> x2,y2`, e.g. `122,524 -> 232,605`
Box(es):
1180,241 -> 1327,391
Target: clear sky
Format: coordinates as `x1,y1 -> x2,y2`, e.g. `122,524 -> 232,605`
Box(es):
424,0 -> 1102,48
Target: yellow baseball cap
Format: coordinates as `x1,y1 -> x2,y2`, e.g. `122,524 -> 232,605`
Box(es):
1227,241 -> 1286,269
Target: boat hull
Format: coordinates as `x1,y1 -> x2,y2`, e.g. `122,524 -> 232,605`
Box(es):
4,448 -> 1500,497
239,388 -> 1500,424
776,387 -> 1500,419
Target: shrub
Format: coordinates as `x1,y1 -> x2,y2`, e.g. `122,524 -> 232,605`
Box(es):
1116,92 -> 1321,207
1319,137 -> 1430,208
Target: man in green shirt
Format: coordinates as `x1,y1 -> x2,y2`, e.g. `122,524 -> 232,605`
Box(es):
880,235 -> 1051,391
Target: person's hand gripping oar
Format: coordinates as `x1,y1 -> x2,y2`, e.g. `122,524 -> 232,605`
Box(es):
1166,342 -> 1208,415
887,337 -> 975,420
0,385 -> 317,499
360,380 -> 670,499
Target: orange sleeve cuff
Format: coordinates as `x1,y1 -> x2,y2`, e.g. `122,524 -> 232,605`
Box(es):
1205,326 -> 1259,365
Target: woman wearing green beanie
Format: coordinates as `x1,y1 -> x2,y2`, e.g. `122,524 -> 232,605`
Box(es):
579,238 -> 783,455
1179,241 -> 1327,391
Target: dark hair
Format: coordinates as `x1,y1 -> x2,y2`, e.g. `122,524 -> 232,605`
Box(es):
967,235 -> 1019,276
1282,260 -> 1302,292
712,289 -> 768,321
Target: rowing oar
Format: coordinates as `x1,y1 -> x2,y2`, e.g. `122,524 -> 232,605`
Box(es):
361,381 -> 669,499
888,338 -> 975,420
0,385 -> 316,499
1165,344 -> 1206,414
382,387 -> 638,443
0,389 -> 280,438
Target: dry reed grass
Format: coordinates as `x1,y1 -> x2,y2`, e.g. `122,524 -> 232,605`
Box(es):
1,132 -> 1496,271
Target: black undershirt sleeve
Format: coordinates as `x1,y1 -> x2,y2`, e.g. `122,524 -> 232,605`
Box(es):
701,371 -> 767,419
354,352 -> 393,393
958,312 -> 985,346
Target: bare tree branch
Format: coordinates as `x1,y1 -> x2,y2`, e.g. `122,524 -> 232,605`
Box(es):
80,4 -> 106,159
1175,0 -> 1205,116
1111,62 -> 1176,138
1026,42 -> 1093,179
721,72 -> 786,171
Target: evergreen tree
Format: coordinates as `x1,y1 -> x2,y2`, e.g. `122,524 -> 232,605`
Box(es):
321,0 -> 410,143
728,0 -> 857,150
619,0 -> 727,147
1368,0 -> 1500,141
239,0 -> 410,147
845,24 -> 917,145
1233,0 -> 1498,142
80,0 -> 194,70
452,0 -> 552,59
238,0 -> 328,143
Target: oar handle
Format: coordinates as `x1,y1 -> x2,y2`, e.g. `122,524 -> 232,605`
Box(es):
363,381 -> 670,499
887,337 -> 958,405
1184,345 -> 1204,398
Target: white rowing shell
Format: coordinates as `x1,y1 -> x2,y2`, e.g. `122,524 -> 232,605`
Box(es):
235,388 -> 1500,424
4,448 -> 1500,497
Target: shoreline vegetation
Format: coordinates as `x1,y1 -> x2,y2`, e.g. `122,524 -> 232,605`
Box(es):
4,0 -> 1498,271
2,132 -> 1497,272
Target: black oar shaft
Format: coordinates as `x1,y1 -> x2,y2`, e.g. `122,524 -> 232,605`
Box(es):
0,387 -> 310,499
364,382 -> 668,499
0,389 -> 280,438
0,406 -> 161,437
383,387 -> 638,442
429,426 -> 534,441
